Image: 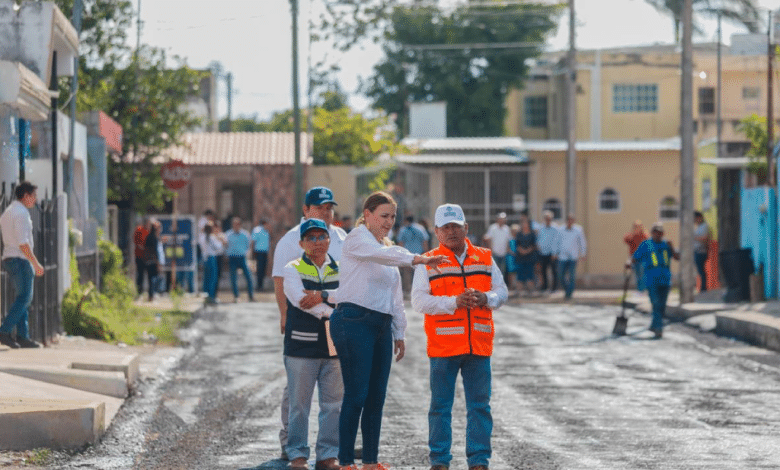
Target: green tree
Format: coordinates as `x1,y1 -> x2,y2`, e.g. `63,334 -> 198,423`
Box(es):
40,0 -> 205,212
312,107 -> 401,165
644,0 -> 760,43
363,3 -> 560,137
738,113 -> 774,182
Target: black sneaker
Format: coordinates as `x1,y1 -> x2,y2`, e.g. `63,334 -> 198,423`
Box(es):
16,337 -> 42,348
0,333 -> 19,349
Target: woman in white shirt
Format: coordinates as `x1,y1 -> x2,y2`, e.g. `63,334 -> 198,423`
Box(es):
330,191 -> 445,470
200,222 -> 224,304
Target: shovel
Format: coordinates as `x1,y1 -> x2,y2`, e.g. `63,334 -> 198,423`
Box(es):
612,264 -> 631,336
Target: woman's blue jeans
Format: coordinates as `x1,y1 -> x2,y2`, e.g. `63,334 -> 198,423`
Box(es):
329,302 -> 393,465
0,258 -> 34,339
558,260 -> 577,299
429,355 -> 492,468
204,255 -> 218,299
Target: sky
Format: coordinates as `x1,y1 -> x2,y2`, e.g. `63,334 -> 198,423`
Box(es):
135,0 -> 780,121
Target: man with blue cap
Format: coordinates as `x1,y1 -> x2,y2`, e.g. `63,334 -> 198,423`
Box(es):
282,218 -> 343,470
272,186 -> 348,461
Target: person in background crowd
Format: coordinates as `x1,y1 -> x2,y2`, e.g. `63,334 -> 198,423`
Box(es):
693,211 -> 712,293
412,203 -> 508,470
536,211 -> 559,293
272,186 -> 348,461
0,181 -> 45,349
397,215 -> 430,293
623,220 -> 648,293
482,212 -> 512,285
329,191 -> 446,470
629,222 -> 679,339
226,216 -> 254,302
514,217 -> 538,297
251,218 -> 270,292
341,215 -> 354,234
554,214 -> 587,301
144,219 -> 162,302
419,218 -> 434,246
198,209 -> 216,295
282,218 -> 343,470
507,224 -> 519,293
133,216 -> 151,296
200,222 -> 224,304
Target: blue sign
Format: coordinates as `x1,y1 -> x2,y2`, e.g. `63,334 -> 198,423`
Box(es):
158,216 -> 196,268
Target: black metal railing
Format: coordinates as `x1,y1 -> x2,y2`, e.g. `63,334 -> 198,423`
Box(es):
0,185 -> 61,344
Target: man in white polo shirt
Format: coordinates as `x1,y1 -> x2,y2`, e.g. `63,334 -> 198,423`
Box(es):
482,212 -> 512,285
0,181 -> 45,349
271,186 -> 347,460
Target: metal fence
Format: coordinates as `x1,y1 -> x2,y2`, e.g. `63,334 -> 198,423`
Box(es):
0,185 -> 61,344
73,217 -> 100,289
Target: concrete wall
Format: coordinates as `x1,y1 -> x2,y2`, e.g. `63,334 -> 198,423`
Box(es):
740,186 -> 777,299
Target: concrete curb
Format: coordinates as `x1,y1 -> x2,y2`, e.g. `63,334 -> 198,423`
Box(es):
0,398 -> 105,451
0,365 -> 129,398
715,311 -> 780,353
71,353 -> 140,387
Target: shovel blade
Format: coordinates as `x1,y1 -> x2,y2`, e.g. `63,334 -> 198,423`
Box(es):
612,315 -> 628,336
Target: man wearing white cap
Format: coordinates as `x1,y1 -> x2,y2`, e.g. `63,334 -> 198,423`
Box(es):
412,204 -> 508,470
482,212 -> 512,285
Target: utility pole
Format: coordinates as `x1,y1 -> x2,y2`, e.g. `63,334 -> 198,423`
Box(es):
679,0 -> 695,304
226,72 -> 233,131
129,0 -> 142,269
717,13 -> 722,160
291,0 -> 303,215
768,9 -> 775,186
67,0 -> 83,217
565,0 -> 577,218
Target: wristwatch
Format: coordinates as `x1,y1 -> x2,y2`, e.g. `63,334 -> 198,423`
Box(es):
321,291 -> 329,302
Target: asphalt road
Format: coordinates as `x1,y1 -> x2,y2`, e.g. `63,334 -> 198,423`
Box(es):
51,299 -> 780,470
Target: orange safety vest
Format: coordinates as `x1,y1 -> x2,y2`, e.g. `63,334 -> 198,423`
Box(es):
423,239 -> 495,358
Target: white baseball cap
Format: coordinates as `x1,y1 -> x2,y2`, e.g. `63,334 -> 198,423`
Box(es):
435,204 -> 466,227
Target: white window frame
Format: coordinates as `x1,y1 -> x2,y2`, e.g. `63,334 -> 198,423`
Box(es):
613,84 -> 658,113
597,187 -> 621,213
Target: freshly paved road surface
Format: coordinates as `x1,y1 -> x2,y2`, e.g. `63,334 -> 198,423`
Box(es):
54,299 -> 780,469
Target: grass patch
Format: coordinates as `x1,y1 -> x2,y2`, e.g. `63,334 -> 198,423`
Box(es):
84,302 -> 192,346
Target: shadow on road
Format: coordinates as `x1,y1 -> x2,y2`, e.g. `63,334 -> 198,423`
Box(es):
239,458 -> 289,470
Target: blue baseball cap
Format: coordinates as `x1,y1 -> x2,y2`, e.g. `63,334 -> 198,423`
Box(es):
300,218 -> 329,239
305,186 -> 337,206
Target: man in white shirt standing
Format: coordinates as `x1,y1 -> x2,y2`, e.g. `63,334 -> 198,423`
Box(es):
271,186 -> 347,461
0,181 -> 45,349
482,212 -> 512,285
554,213 -> 587,300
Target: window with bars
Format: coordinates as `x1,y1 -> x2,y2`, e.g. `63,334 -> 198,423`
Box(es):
598,188 -> 620,212
612,84 -> 658,112
524,96 -> 548,128
543,198 -> 562,221
659,196 -> 679,220
698,87 -> 715,114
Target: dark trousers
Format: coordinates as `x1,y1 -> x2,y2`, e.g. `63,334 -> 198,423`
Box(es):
146,262 -> 159,299
694,252 -> 708,292
254,251 -> 268,291
648,283 -> 670,331
135,257 -> 147,294
329,303 -> 393,465
538,254 -> 557,291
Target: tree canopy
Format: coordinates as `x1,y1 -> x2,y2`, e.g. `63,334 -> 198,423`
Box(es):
41,0 -> 204,212
644,0 -> 760,42
362,2 -> 560,137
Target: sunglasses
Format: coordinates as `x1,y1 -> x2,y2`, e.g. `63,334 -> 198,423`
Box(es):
303,233 -> 329,242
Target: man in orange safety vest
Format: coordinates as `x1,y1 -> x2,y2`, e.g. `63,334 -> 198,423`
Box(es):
411,203 -> 508,470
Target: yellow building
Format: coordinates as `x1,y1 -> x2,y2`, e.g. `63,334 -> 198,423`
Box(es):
506,37 -> 775,148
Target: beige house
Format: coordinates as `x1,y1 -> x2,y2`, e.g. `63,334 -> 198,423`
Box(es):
506,36 -> 770,152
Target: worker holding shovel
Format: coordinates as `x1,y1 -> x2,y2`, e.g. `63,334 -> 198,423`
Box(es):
626,222 -> 679,339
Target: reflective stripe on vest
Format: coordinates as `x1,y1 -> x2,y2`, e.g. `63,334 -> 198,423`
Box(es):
649,244 -> 669,268
424,239 -> 495,358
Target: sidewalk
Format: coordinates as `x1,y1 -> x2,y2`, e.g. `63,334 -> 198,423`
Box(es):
0,294 -> 204,451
